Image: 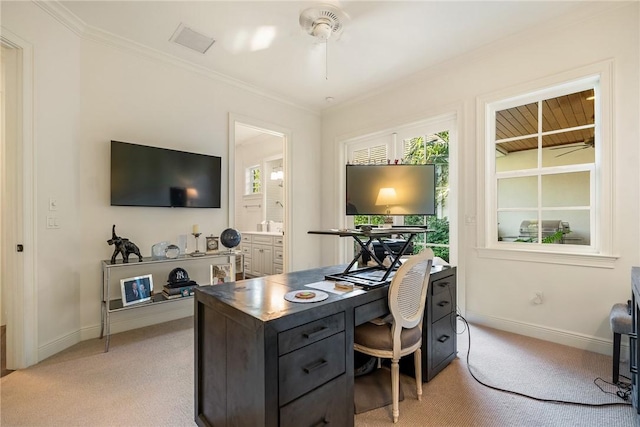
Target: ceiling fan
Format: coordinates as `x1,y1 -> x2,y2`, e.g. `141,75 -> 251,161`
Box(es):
551,136 -> 595,157
299,3 -> 350,79
299,3 -> 349,41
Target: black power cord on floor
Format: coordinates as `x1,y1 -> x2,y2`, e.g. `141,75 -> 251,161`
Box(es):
457,314 -> 632,407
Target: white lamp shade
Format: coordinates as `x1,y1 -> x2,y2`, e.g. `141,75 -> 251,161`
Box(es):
375,187 -> 397,206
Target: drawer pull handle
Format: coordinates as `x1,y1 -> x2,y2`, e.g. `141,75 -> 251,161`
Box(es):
437,301 -> 450,307
312,419 -> 330,427
303,327 -> 328,340
437,282 -> 450,288
437,335 -> 450,343
303,359 -> 328,374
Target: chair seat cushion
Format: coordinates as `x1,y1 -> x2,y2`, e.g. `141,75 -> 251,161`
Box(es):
610,303 -> 632,335
354,322 -> 421,352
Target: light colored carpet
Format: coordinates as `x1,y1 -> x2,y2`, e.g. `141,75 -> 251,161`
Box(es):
1,317 -> 636,426
354,366 -> 404,414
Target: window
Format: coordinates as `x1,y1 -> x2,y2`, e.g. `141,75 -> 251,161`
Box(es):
345,124 -> 453,263
245,165 -> 261,195
486,77 -> 603,254
401,132 -> 450,261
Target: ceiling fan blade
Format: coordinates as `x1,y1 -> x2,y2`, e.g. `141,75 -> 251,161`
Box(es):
554,146 -> 589,157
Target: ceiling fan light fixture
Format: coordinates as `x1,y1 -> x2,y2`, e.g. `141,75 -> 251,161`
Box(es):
312,20 -> 333,40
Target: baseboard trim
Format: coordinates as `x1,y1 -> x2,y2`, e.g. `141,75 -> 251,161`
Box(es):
39,302 -> 194,361
38,329 -> 82,362
465,310 -> 620,357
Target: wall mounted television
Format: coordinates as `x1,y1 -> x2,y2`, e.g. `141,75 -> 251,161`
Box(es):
110,140 -> 221,208
345,164 -> 436,216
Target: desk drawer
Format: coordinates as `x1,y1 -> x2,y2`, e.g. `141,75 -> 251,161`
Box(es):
279,313 -> 345,355
354,298 -> 388,326
431,314 -> 456,368
431,289 -> 453,322
431,276 -> 454,296
280,374 -> 349,427
279,332 -> 346,405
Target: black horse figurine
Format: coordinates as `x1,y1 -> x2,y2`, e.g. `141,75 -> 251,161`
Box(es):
107,225 -> 143,264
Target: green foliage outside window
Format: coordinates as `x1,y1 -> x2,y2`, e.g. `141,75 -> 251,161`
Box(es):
251,168 -> 261,194
353,131 -> 451,262
404,131 -> 450,262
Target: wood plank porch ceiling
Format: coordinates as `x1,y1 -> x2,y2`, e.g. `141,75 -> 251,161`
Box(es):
496,89 -> 595,153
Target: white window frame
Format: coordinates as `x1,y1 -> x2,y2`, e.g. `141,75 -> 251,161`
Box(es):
245,165 -> 262,195
478,61 -> 616,268
341,114 -> 458,267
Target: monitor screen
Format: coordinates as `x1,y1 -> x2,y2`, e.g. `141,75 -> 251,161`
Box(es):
345,164 -> 436,216
110,141 -> 221,208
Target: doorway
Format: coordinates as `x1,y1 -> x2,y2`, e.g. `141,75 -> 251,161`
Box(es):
228,114 -> 290,274
1,33 -> 37,370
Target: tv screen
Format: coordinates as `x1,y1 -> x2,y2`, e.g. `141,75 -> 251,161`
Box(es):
346,164 -> 436,216
110,141 -> 221,208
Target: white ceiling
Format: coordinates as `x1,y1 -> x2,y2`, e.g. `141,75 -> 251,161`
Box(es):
58,1 -> 603,111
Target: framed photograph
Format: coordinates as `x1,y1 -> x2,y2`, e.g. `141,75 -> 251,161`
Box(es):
120,274 -> 153,306
212,263 -> 233,284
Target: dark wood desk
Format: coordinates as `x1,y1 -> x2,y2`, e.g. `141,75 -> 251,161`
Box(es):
194,265 -> 456,427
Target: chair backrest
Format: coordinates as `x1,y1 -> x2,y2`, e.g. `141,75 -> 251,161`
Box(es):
388,248 -> 434,356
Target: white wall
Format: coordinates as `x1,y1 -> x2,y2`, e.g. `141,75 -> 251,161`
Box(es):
2,1 -> 322,362
321,3 -> 639,353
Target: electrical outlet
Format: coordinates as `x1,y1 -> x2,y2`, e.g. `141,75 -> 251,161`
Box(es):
531,291 -> 544,305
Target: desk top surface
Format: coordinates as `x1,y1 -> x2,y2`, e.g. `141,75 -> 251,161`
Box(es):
308,227 -> 428,238
195,264 -> 453,325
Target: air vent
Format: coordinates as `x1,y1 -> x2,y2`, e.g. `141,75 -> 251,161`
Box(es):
169,23 -> 215,54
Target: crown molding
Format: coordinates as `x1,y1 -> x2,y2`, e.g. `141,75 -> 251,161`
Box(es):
34,1 -> 86,36
34,1 -> 319,116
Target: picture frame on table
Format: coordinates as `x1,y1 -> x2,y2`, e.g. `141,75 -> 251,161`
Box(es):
120,274 -> 153,306
212,264 -> 233,284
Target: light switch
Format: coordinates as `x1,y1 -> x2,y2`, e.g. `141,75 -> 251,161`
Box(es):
49,198 -> 58,211
46,216 -> 60,229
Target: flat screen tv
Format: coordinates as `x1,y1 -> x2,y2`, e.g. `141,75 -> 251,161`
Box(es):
111,141 -> 221,208
345,164 -> 436,216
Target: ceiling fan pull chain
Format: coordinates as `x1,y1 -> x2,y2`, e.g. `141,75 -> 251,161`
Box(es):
325,40 -> 329,80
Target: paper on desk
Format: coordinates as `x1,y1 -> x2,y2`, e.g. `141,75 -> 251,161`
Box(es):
305,281 -> 366,296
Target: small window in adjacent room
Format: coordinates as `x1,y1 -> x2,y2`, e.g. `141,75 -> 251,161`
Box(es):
245,165 -> 261,195
484,72 -> 611,257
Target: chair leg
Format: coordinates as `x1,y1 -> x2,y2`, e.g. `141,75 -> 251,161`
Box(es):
613,332 -> 621,384
414,348 -> 423,401
391,359 -> 399,423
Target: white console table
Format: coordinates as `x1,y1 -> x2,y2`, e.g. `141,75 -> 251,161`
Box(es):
100,251 -> 243,351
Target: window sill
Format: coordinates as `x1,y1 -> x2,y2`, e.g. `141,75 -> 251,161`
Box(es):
476,247 -> 618,268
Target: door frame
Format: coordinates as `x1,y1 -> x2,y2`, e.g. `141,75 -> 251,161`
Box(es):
228,113 -> 291,273
1,30 -> 38,369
